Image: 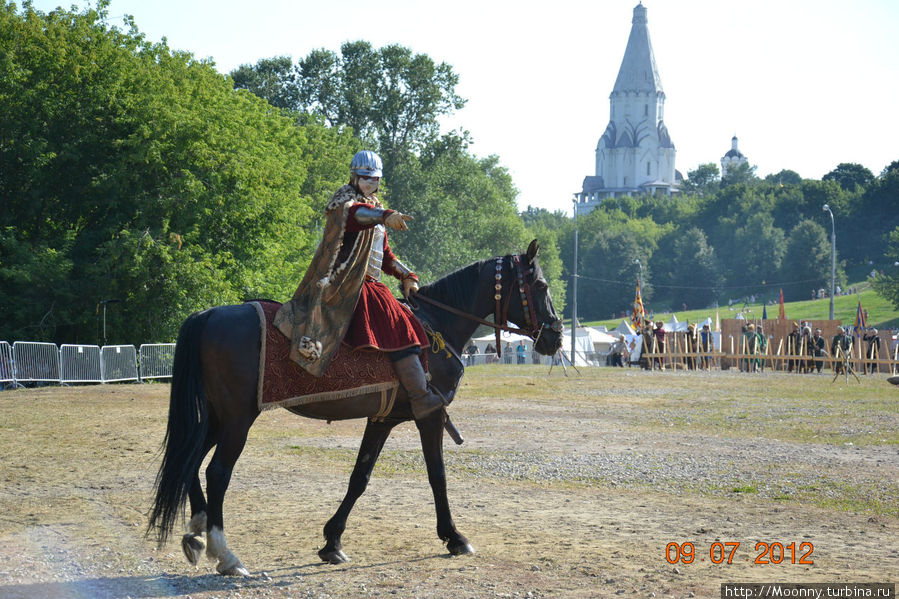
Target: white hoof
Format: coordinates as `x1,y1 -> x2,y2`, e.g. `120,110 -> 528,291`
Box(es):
217,559 -> 251,577
206,526 -> 249,577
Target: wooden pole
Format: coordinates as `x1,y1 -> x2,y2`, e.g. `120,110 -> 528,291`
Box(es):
652,332 -> 658,371
893,339 -> 898,376
892,339 -> 898,376
740,333 -> 747,372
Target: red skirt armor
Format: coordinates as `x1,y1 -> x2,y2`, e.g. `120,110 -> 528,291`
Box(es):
343,278 -> 428,351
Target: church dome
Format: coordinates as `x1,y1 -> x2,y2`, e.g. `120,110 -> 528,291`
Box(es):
724,135 -> 745,158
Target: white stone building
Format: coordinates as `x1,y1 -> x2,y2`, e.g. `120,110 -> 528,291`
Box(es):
576,3 -> 679,215
720,135 -> 748,179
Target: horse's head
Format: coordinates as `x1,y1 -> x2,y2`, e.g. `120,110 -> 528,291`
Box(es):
505,240 -> 564,356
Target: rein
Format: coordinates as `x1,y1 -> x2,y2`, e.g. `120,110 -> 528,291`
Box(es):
411,255 -> 544,358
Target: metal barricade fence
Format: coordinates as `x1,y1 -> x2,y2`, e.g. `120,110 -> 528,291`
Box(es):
101,345 -> 139,383
12,341 -> 61,384
1,341 -> 15,387
60,344 -> 102,384
139,343 -> 176,381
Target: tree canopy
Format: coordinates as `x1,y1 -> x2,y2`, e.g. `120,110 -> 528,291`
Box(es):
1,5 -> 563,344
556,167 -> 898,321
0,2 -> 353,343
232,44 -> 547,301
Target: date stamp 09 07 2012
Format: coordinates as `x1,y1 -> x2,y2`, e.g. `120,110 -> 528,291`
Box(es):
666,541 -> 814,566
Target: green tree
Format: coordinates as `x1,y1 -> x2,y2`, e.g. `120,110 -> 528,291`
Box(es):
653,227 -> 722,310
521,206 -> 571,231
294,41 -> 466,176
567,207 -> 663,320
823,162 -> 874,192
577,229 -> 650,320
731,213 -> 785,290
764,169 -> 802,185
848,167 -> 899,264
880,160 -> 899,177
0,2 -> 350,343
779,219 -> 840,301
386,133 -> 529,283
721,161 -> 758,187
681,163 -> 720,195
872,228 -> 899,309
522,223 -> 566,315
230,56 -> 300,111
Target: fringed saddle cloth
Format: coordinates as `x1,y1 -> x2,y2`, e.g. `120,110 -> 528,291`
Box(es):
250,300 -> 425,418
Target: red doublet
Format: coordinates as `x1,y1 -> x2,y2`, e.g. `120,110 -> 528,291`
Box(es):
342,204 -> 428,352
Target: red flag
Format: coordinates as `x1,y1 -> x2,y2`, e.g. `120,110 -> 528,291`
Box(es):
778,289 -> 786,320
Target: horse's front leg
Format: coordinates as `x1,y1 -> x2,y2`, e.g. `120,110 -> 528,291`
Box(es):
319,418 -> 396,564
416,410 -> 474,556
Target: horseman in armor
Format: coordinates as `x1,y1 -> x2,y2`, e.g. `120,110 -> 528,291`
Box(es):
274,150 -> 444,421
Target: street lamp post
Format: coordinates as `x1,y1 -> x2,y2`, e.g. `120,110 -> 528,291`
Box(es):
635,259 -> 643,290
571,195 -> 579,364
823,204 -> 835,320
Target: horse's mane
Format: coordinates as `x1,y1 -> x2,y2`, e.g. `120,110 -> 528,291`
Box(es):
417,258 -> 491,311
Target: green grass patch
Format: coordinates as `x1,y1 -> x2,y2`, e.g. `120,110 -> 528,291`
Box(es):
587,286 -> 899,330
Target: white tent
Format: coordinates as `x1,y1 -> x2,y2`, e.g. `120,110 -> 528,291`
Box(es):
583,327 -> 617,348
613,320 -> 636,336
471,331 -> 533,354
666,314 -> 689,332
560,327 -> 618,366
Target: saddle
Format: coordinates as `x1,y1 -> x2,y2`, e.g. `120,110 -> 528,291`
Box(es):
250,301 -> 427,418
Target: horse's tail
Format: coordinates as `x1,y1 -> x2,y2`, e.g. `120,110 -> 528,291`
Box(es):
147,309 -> 213,545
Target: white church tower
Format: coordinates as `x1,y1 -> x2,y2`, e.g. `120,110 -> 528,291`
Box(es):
576,3 -> 677,214
720,135 -> 748,179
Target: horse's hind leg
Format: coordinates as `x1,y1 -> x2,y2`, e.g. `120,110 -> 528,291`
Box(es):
198,303 -> 260,576
203,426 -> 255,576
320,419 -> 396,564
182,471 -> 210,565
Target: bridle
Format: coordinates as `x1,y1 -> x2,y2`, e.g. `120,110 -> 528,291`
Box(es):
411,255 -> 562,358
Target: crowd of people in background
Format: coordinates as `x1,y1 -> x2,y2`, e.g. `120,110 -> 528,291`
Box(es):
633,319 -> 896,375
460,320 -> 897,375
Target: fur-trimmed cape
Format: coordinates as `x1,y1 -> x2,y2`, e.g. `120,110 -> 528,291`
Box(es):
274,185 -> 376,376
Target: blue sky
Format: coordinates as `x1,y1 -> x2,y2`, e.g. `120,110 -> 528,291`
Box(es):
29,0 -> 899,214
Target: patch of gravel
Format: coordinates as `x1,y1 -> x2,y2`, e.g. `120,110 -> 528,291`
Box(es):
294,427 -> 899,513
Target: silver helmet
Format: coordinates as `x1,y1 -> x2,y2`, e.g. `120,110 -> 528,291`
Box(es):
350,150 -> 383,177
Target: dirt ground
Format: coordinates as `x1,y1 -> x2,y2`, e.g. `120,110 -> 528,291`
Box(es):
0,369 -> 896,599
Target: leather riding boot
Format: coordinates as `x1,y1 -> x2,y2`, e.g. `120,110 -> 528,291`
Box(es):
393,355 -> 445,420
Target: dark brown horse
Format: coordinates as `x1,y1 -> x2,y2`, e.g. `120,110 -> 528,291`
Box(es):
148,240 -> 563,575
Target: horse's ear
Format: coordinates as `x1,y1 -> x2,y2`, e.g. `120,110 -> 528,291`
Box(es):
526,239 -> 539,263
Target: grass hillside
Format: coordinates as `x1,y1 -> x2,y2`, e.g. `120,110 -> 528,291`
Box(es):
588,284 -> 899,332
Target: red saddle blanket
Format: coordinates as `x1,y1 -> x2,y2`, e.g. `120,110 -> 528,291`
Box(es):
251,300 -> 425,411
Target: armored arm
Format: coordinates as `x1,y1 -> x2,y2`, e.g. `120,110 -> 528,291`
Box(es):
352,205 -> 390,227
